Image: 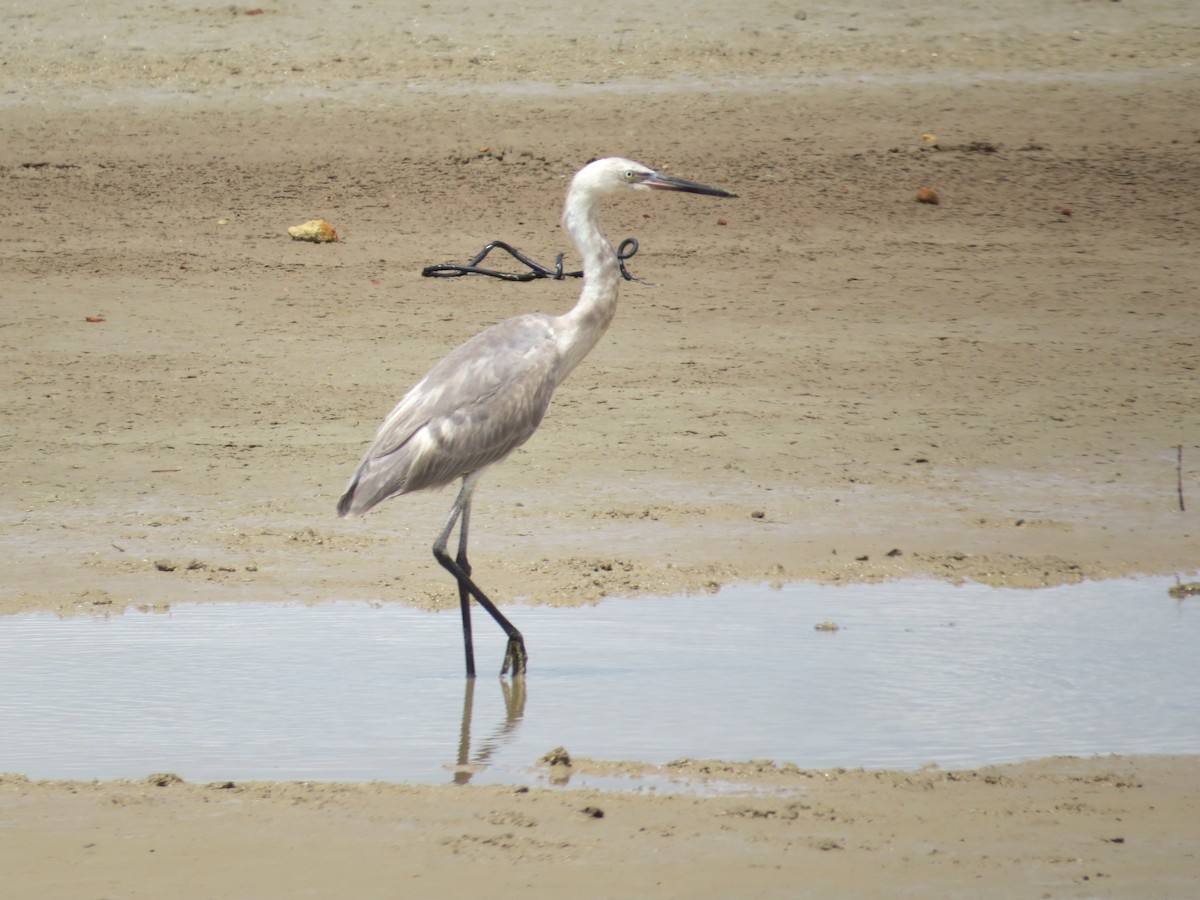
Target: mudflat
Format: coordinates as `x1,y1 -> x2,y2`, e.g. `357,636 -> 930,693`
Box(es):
2,0 -> 1198,896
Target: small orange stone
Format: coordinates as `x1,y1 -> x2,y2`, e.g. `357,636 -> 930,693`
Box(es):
287,219 -> 339,243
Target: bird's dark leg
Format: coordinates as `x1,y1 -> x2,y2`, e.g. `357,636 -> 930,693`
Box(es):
454,490 -> 477,678
432,477 -> 528,677
433,485 -> 476,677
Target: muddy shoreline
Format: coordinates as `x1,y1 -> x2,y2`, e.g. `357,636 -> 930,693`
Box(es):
3,0 -> 1199,895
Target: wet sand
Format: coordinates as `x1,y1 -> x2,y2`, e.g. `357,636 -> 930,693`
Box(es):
3,756 -> 1198,898
2,0 -> 1199,895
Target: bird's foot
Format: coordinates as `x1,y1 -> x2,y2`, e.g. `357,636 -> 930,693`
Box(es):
501,637 -> 528,677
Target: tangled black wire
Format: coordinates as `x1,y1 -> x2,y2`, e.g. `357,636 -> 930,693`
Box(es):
421,237 -> 641,282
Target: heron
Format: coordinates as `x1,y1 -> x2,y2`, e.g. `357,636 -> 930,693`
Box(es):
337,157 -> 735,677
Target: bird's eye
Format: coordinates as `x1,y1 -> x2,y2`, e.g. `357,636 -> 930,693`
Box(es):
623,170 -> 637,182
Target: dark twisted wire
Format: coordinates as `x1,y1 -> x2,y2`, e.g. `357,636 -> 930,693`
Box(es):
421,237 -> 641,282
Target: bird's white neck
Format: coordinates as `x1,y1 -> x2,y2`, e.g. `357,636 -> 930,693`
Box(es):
555,183 -> 622,380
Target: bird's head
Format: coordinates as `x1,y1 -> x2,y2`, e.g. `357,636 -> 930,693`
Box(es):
572,157 -> 736,199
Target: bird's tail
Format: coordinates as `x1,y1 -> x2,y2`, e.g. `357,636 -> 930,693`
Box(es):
336,480 -> 359,517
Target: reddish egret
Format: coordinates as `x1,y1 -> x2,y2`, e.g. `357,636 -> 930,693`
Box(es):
338,157 -> 735,677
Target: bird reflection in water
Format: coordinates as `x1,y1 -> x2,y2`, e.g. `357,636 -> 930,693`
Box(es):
449,675 -> 527,784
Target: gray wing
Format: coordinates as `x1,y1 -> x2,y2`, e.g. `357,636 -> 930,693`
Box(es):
338,313 -> 563,516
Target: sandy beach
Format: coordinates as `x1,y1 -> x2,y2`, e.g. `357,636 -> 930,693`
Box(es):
2,0 -> 1199,895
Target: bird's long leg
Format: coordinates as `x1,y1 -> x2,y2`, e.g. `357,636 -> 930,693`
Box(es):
432,476 -> 528,677
454,533 -> 476,679
433,480 -> 476,677
453,486 -> 476,678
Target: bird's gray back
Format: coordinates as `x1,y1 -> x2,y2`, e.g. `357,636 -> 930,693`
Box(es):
339,313 -> 563,515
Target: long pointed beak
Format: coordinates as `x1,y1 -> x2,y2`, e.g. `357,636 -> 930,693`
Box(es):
644,171 -> 737,198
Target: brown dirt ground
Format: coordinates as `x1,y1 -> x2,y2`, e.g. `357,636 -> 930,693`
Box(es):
2,0 -> 1198,896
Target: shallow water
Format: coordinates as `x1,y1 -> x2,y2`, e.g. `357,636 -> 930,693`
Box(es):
1,578 -> 1197,788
